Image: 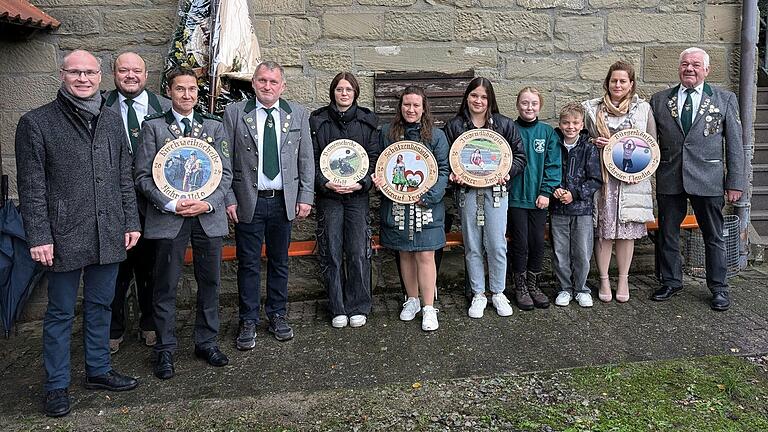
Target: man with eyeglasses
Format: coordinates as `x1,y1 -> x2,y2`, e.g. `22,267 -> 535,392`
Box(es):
15,49 -> 142,417
102,51 -> 171,354
649,47 -> 746,311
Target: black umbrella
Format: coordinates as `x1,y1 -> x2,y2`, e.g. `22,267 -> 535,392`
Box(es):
0,175 -> 44,337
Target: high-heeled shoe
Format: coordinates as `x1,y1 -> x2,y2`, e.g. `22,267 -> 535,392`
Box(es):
598,275 -> 612,302
616,274 -> 630,303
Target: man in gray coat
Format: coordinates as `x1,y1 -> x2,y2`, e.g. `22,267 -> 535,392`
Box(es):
224,61 -> 314,348
15,49 -> 141,418
103,51 -> 171,353
649,47 -> 746,311
135,67 -> 232,380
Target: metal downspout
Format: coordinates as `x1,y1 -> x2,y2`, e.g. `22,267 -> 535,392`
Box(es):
737,0 -> 758,269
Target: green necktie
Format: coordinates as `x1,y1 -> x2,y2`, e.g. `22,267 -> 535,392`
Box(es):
124,98 -> 140,154
181,117 -> 192,137
262,107 -> 279,180
681,88 -> 695,136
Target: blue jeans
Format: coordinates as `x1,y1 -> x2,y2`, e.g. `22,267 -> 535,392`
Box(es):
236,196 -> 292,322
44,263 -> 119,391
550,215 -> 593,295
459,187 -> 508,295
316,196 -> 372,316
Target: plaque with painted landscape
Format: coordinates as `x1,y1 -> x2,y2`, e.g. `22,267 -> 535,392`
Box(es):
603,128 -> 660,183
375,140 -> 438,204
449,129 -> 513,187
152,137 -> 223,201
319,139 -> 370,186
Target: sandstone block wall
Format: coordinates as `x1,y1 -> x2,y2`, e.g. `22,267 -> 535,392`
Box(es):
0,0 -> 744,194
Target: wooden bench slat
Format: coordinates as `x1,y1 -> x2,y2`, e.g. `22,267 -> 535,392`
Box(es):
183,215 -> 699,264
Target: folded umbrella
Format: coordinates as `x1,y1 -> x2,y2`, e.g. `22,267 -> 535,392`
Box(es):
0,192 -> 44,337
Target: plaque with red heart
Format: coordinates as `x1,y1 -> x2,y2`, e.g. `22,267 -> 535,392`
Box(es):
375,140 -> 438,204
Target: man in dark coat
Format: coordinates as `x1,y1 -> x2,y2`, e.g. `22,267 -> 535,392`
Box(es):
649,47 -> 746,311
102,51 -> 172,353
15,49 -> 142,418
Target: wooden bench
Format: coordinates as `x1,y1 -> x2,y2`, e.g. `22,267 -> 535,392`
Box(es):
182,216 -> 699,264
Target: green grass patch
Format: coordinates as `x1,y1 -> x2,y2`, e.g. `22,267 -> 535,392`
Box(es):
506,356 -> 768,432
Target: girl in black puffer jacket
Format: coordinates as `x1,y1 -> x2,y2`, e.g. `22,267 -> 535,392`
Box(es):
310,72 -> 380,329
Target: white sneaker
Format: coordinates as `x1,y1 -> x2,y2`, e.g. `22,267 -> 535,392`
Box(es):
575,292 -> 594,308
555,291 -> 572,307
468,293 -> 487,318
421,305 -> 439,331
349,315 -> 367,328
400,297 -> 421,321
331,315 -> 348,328
491,293 -> 514,317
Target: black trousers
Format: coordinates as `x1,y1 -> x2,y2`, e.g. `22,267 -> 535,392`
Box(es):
506,207 -> 548,274
316,195 -> 372,316
110,236 -> 156,339
153,217 -> 223,353
657,193 -> 728,293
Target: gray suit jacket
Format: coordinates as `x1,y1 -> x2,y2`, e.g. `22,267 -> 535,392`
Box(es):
650,83 -> 746,197
134,110 -> 233,239
102,89 -> 172,155
223,98 -> 315,223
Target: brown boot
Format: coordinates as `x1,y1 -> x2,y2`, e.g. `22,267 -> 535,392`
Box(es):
513,272 -> 534,311
526,271 -> 550,309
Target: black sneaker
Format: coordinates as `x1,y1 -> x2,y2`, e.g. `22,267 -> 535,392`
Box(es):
268,314 -> 294,341
236,319 -> 257,351
44,388 -> 70,417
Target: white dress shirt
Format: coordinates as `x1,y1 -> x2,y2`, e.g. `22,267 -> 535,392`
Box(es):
252,99 -> 283,191
118,90 -> 149,144
677,82 -> 705,123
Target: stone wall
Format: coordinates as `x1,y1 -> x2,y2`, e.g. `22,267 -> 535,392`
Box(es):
0,0 -> 745,201
0,0 -> 746,321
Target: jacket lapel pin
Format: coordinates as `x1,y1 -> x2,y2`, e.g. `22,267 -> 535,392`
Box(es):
667,97 -> 678,118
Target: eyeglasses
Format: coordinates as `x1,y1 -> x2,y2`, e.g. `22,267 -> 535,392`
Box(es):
61,69 -> 101,78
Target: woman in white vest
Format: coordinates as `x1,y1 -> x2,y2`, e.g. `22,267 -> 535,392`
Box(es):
583,60 -> 656,303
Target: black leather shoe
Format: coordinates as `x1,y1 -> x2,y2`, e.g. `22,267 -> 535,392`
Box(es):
194,346 -> 229,367
651,286 -> 683,301
711,291 -> 731,311
44,388 -> 70,417
268,314 -> 294,341
236,319 -> 257,351
154,351 -> 175,380
84,369 -> 138,391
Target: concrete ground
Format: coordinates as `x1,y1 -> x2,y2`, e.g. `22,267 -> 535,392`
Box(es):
1,259 -> 767,422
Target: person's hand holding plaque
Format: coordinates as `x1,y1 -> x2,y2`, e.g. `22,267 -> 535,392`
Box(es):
176,199 -> 210,217
449,172 -> 465,186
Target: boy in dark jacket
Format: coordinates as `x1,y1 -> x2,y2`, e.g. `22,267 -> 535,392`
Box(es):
550,102 -> 602,308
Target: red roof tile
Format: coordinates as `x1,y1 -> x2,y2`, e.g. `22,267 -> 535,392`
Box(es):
0,0 -> 60,30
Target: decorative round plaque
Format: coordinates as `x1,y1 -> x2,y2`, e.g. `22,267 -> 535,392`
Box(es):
375,140 -> 438,204
603,129 -> 660,183
152,137 -> 223,200
449,129 -> 512,187
319,139 -> 370,186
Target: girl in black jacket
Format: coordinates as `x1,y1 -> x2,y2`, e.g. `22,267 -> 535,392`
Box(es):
310,72 -> 380,329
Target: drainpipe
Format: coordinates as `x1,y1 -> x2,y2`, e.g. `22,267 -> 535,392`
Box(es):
737,0 -> 758,269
